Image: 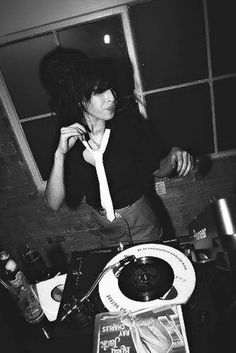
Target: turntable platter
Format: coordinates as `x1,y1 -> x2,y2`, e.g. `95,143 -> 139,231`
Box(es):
118,256 -> 174,301
99,243 -> 196,312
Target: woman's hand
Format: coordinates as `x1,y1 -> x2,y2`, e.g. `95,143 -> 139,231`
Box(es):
56,123 -> 88,155
154,146 -> 194,178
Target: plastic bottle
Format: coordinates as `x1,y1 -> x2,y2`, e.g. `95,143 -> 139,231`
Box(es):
1,251 -> 44,324
0,249 -> 11,272
5,257 -> 27,285
19,243 -> 50,283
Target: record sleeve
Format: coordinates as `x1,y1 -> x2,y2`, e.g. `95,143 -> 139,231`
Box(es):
93,304 -> 190,353
36,274 -> 67,321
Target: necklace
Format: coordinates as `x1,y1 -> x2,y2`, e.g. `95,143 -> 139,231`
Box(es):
88,137 -> 100,150
88,127 -> 105,150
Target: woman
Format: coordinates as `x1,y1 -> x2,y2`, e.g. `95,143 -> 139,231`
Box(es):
40,47 -> 193,248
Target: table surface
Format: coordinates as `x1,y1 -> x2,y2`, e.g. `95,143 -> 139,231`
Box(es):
1,261 -> 236,353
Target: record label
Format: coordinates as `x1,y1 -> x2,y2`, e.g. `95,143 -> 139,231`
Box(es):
99,244 -> 196,312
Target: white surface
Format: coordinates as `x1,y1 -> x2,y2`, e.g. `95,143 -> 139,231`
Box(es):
36,274 -> 67,321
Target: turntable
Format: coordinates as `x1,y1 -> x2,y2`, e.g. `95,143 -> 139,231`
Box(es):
57,243 -> 196,325
99,243 -> 196,312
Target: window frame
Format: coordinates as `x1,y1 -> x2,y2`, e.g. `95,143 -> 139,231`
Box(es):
1,0 -> 236,193
0,5 -> 145,192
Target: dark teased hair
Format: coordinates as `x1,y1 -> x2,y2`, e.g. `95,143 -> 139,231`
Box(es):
39,47 -> 116,128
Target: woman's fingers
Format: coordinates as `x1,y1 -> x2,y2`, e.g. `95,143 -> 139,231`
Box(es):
60,123 -> 87,141
171,150 -> 194,176
58,125 -> 86,153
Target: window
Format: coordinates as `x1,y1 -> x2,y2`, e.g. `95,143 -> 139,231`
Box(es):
0,0 -> 236,192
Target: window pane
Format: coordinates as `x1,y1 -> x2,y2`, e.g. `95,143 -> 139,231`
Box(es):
22,117 -> 58,180
207,0 -> 236,76
214,77 -> 236,151
0,34 -> 56,119
130,0 -> 208,90
58,15 -> 134,98
145,84 -> 214,156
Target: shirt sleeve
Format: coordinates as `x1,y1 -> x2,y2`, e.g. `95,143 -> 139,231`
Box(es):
131,111 -> 167,175
139,117 -> 168,172
64,144 -> 84,209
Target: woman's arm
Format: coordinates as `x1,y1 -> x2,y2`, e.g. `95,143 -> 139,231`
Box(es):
44,150 -> 66,210
44,123 -> 87,210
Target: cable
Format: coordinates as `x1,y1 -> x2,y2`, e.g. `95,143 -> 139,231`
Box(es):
116,212 -> 134,247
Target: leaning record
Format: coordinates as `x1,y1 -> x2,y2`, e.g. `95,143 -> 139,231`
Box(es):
99,243 -> 196,312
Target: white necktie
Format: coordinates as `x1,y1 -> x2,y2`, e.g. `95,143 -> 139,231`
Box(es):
82,129 -> 115,222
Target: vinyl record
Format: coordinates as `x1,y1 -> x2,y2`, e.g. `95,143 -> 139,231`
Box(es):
99,244 -> 196,312
118,256 -> 174,301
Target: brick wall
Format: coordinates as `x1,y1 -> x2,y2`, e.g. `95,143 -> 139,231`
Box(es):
1,99 -> 236,269
154,155 -> 236,237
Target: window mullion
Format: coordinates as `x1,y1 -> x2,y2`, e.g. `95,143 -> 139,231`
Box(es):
121,7 -> 147,119
0,70 -> 45,191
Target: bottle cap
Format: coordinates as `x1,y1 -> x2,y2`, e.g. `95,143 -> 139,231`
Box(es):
0,250 -> 10,261
5,259 -> 17,272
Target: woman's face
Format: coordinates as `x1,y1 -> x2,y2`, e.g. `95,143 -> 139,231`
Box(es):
85,89 -> 116,121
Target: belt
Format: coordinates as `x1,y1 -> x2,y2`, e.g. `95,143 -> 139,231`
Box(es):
96,205 -> 130,217
94,195 -> 144,217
